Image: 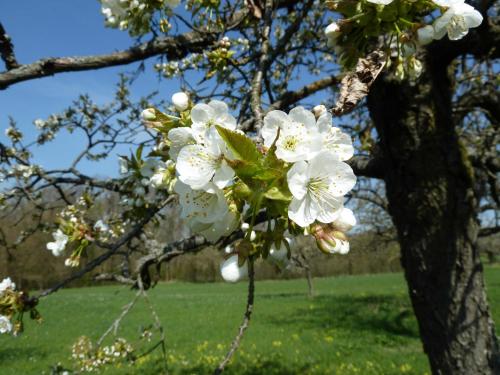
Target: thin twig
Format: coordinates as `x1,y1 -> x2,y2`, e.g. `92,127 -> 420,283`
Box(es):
137,275 -> 168,374
96,291 -> 141,347
213,259 -> 255,375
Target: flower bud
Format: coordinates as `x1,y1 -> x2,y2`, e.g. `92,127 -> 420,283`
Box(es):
220,254 -> 248,283
324,22 -> 340,38
311,223 -> 350,255
312,105 -> 327,119
141,108 -> 156,121
172,92 -> 189,112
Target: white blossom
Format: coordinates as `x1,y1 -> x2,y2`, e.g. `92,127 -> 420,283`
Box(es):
316,112 -> 354,161
190,100 -> 237,143
0,277 -> 15,294
0,316 -> 12,334
140,158 -> 160,178
46,229 -> 69,256
167,127 -> 195,160
262,107 -> 322,162
287,151 -> 356,227
220,255 -> 248,282
175,181 -> 238,242
433,1 -> 483,41
172,92 -> 189,111
150,160 -> 174,188
176,128 -> 234,189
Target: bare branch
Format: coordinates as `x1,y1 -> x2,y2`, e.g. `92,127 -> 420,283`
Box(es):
249,0 -> 274,135
0,31 -> 217,90
480,226 -> 500,237
270,75 -> 339,111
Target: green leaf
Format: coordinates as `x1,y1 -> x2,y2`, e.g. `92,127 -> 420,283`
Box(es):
264,186 -> 292,202
215,126 -> 262,163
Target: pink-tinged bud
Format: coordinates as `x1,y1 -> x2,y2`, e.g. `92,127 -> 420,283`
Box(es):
141,108 -> 156,121
311,223 -> 350,255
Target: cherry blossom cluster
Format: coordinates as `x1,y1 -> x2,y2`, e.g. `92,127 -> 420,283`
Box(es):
141,92 -> 358,282
46,195 -> 124,267
71,336 -> 134,372
325,0 -> 483,77
100,0 -> 180,35
0,277 -> 41,335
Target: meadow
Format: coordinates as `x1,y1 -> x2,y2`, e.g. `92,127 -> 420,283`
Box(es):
1,268 -> 500,375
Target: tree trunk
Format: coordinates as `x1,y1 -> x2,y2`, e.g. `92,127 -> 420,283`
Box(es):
305,266 -> 315,298
367,56 -> 500,374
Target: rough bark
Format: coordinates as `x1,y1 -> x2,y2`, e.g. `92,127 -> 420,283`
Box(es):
367,53 -> 500,373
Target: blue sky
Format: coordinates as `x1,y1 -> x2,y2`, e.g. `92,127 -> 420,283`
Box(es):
0,0 -> 185,177
0,1 -> 332,179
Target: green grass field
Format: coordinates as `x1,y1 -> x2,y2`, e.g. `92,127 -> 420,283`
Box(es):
2,268 -> 500,374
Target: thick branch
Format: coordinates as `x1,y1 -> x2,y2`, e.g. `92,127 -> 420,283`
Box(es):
0,22 -> 19,70
0,31 -> 216,90
347,155 -> 384,179
480,226 -> 500,237
269,75 -> 339,111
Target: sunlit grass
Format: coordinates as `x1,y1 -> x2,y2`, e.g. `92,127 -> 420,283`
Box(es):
1,268 -> 499,374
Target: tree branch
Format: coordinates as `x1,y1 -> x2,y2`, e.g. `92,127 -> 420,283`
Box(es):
347,155 -> 384,179
213,259 -> 255,374
0,31 -> 217,90
0,22 -> 19,70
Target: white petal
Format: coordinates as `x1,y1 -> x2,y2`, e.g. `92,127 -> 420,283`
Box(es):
176,145 -> 216,190
288,106 -> 316,129
213,160 -> 235,189
316,112 -> 332,133
315,195 -> 343,224
333,207 -> 357,232
262,110 -> 288,147
208,100 -> 229,118
168,127 -> 195,160
287,161 -> 308,199
191,103 -> 213,125
288,197 -> 316,227
433,11 -> 453,39
417,25 -> 435,45
459,4 -> 483,28
328,161 -> 357,196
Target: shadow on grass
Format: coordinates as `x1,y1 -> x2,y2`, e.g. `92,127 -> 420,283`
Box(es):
0,345 -> 48,363
263,293 -> 419,339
